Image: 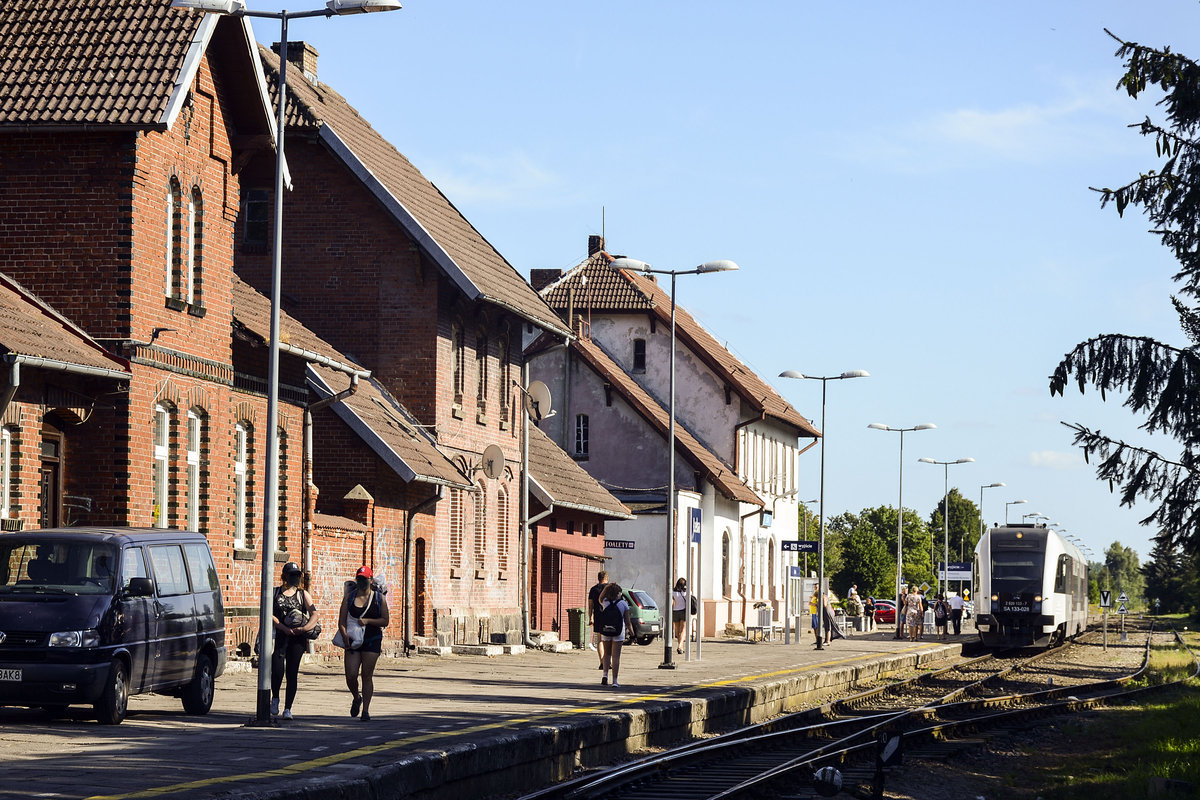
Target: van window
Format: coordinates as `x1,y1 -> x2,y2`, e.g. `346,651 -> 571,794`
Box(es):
183,542 -> 220,592
148,545 -> 191,596
121,547 -> 149,592
0,539 -> 117,595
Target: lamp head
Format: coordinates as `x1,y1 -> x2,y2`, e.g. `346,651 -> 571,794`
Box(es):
171,0 -> 246,11
914,423 -> 937,430
696,259 -> 739,273
609,257 -> 650,272
867,423 -> 890,431
984,482 -> 1005,488
1009,499 -> 1028,505
779,370 -> 805,379
327,0 -> 402,12
840,370 -> 870,379
956,457 -> 976,464
917,458 -> 936,464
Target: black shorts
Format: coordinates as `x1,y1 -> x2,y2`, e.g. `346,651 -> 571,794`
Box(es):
672,609 -> 685,623
357,635 -> 383,654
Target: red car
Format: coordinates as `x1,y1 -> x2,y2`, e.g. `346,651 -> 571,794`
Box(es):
872,599 -> 897,625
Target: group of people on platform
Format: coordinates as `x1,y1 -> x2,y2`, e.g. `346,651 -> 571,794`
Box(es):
268,561 -> 389,722
895,585 -> 966,642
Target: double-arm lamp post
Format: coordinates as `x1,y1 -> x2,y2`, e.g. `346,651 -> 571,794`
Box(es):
172,0 -> 402,725
867,422 -> 935,639
779,370 -> 869,651
1005,498 -> 1027,523
608,257 -> 738,670
918,457 -> 974,597
977,482 -> 1004,554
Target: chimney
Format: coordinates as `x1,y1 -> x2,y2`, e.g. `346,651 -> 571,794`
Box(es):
272,41 -> 319,84
587,235 -> 605,255
529,269 -> 563,292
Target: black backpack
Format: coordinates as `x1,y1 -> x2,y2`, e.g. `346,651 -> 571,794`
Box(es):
598,600 -> 623,636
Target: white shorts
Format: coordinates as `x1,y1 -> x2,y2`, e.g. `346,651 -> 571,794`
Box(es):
600,634 -> 625,643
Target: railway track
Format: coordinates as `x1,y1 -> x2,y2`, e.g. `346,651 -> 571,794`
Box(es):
514,622 -> 1196,800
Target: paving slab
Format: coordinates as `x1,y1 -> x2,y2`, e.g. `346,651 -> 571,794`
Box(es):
0,629 -> 967,800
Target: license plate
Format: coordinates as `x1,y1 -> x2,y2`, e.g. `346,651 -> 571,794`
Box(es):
649,625 -> 659,631
0,668 -> 21,681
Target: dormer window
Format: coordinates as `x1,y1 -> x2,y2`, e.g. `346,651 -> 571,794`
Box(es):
632,339 -> 646,372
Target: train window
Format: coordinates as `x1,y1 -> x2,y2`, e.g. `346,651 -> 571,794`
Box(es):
989,548 -> 1046,595
1054,554 -> 1070,593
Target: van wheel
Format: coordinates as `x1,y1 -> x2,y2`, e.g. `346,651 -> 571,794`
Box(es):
636,635 -> 654,646
182,655 -> 215,715
95,659 -> 128,725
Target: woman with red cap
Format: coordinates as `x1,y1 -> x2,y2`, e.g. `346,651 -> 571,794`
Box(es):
338,565 -> 389,721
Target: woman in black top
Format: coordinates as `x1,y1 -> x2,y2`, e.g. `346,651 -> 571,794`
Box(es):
339,565 -> 389,721
271,561 -> 319,720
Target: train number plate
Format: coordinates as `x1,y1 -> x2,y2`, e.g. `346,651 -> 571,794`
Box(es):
0,668 -> 21,681
1001,603 -> 1030,613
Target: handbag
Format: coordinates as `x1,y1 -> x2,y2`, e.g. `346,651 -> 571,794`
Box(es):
332,613 -> 365,650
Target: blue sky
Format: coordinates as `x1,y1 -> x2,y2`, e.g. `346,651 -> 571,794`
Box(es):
249,1 -> 1198,568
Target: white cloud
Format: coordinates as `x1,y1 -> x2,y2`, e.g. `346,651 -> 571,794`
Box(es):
420,151 -> 567,209
1028,450 -> 1084,470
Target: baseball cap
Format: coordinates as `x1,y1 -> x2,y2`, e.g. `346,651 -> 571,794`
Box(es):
356,565 -> 373,579
282,561 -> 301,575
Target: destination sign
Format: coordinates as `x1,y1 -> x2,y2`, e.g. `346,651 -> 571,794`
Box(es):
604,540 -> 635,550
781,540 -> 819,553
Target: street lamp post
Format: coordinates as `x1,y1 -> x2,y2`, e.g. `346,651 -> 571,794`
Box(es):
975,482 -> 1004,599
799,498 -> 818,577
867,422 -> 936,640
609,257 -> 738,670
1022,512 -> 1045,523
780,370 -> 869,651
1005,499 -> 1028,524
918,457 -> 974,597
172,0 -> 402,725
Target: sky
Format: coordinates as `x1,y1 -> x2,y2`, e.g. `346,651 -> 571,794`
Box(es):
247,1 -> 1200,565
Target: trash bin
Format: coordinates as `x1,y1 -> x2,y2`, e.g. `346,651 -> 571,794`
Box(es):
567,607 -> 587,649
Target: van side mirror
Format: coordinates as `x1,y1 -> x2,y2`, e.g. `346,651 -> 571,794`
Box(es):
125,577 -> 154,597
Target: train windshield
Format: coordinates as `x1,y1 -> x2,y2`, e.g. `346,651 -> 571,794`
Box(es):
989,548 -> 1045,595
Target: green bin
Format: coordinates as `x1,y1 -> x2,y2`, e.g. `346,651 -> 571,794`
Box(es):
567,607 -> 587,648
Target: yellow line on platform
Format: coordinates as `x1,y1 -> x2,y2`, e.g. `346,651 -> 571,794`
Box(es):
87,646 -> 924,800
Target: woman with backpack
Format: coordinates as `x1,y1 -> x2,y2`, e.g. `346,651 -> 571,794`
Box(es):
933,593 -> 951,640
270,561 -> 319,720
597,582 -> 633,688
671,577 -> 689,654
338,565 -> 389,721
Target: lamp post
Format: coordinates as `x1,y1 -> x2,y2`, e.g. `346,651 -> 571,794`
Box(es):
799,498 -> 818,577
780,369 -> 869,651
918,457 -> 974,596
1005,499 -> 1028,524
976,482 -> 1004,557
1022,512 -> 1044,523
867,422 -> 936,640
609,257 -> 738,670
172,0 -> 401,725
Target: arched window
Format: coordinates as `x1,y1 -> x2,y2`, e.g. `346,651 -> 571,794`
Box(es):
450,320 -> 465,405
768,538 -> 776,600
152,404 -> 172,528
277,426 -> 288,548
166,178 -> 182,299
574,414 -> 589,457
474,480 -> 487,569
476,334 -> 489,415
632,338 -> 646,372
497,486 -> 510,573
186,187 -> 203,305
185,408 -> 206,532
721,531 -> 731,597
449,488 -> 464,571
0,427 -> 12,520
233,422 -> 249,548
497,331 -> 511,422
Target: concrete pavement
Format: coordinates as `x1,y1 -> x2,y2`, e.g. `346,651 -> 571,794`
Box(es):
0,628 -> 966,800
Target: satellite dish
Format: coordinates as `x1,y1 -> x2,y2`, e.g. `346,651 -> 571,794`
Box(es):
524,380 -> 553,422
481,444 -> 505,480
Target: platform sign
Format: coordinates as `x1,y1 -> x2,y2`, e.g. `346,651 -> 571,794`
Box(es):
938,561 -> 972,581
604,540 -> 635,550
789,565 -> 803,578
689,508 -> 702,543
782,540 -> 819,553
1118,591 -> 1129,604
1100,590 -> 1112,608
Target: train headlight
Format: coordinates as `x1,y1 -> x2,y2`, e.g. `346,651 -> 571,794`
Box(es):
990,594 -> 998,602
1034,595 -> 1043,603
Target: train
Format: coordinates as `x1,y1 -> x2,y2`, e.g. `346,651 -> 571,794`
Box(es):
973,524 -> 1088,648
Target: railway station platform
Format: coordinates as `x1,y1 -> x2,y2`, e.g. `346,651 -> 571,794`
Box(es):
0,629 -> 965,800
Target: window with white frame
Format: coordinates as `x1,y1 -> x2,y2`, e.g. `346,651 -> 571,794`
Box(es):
234,422 -> 248,548
474,481 -> 487,569
152,404 -> 170,528
186,187 -> 200,304
449,488 -> 464,570
574,414 -> 589,457
497,486 -> 509,573
166,179 -> 181,299
186,409 -> 203,532
0,428 -> 11,519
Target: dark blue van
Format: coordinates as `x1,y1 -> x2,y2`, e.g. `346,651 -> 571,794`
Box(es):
0,528 -> 226,724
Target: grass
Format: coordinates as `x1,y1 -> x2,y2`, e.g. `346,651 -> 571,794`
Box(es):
1034,627 -> 1200,800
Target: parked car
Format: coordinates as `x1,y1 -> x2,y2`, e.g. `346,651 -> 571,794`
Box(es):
0,528 -> 226,724
872,598 -> 897,625
621,588 -> 662,646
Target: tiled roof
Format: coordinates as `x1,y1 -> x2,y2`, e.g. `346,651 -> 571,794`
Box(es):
541,253 -> 819,438
571,336 -> 763,507
309,365 -> 472,490
0,272 -> 128,377
259,46 -> 570,338
0,0 -> 197,127
231,274 -> 366,374
527,425 -> 632,520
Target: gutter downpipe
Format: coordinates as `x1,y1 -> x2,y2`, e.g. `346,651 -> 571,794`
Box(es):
0,354 -> 131,420
404,485 -> 442,656
302,373 -> 361,652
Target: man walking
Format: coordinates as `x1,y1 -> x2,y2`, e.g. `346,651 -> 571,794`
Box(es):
948,591 -> 965,636
895,585 -> 907,640
587,571 -> 609,666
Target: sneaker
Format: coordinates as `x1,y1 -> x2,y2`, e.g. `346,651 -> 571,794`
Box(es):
270,698 -> 279,716
611,682 -> 621,688
351,697 -> 362,718
360,712 -> 371,722
600,676 -> 608,685
282,709 -> 293,720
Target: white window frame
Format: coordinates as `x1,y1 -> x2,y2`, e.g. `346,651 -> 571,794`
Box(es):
234,423 -> 248,548
186,410 -> 201,531
474,481 -> 487,569
185,189 -> 197,304
166,185 -> 175,298
0,428 -> 11,519
497,486 -> 509,573
449,488 -> 464,569
153,405 -> 169,528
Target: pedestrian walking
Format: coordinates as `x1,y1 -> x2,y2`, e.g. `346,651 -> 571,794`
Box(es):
809,589 -> 821,647
933,593 -> 950,640
948,591 -> 965,636
339,566 -> 389,722
903,585 -> 924,642
895,585 -> 908,640
270,561 -> 319,720
671,577 -> 688,654
597,582 -> 633,687
588,570 -> 609,667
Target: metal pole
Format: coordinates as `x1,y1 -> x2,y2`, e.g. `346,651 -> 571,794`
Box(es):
942,464 -> 949,597
895,430 -> 904,640
661,272 -> 677,670
816,378 -> 827,651
255,10 -> 288,725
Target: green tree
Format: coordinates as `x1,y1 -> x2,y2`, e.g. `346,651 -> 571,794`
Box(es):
1050,30 -> 1200,555
1105,541 -> 1145,606
830,506 -> 897,598
1142,538 -> 1196,613
927,488 -> 982,570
